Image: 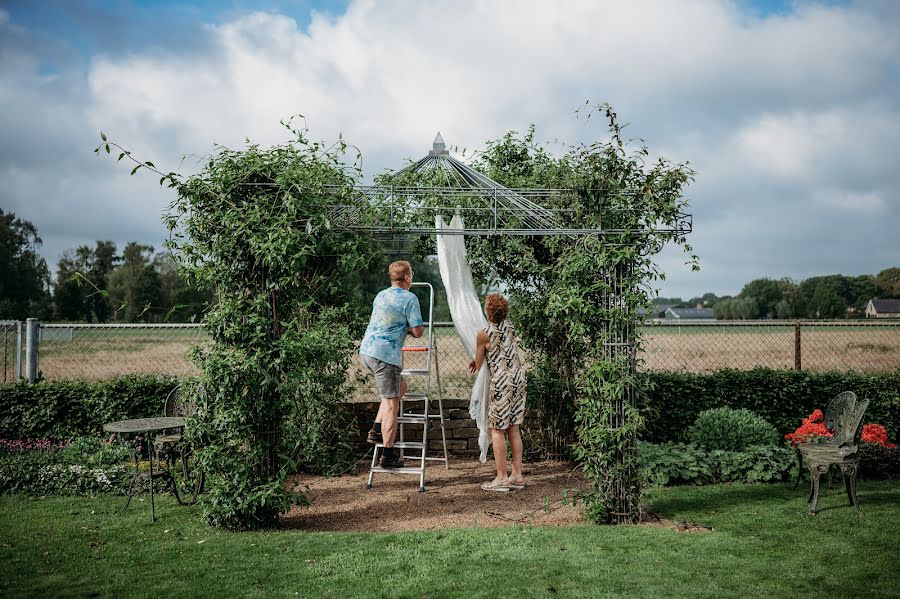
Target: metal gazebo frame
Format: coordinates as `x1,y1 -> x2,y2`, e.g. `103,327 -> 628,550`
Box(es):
325,134 -> 692,523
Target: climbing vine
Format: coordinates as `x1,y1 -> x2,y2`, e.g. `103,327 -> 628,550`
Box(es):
463,104 -> 696,522
100,120 -> 382,529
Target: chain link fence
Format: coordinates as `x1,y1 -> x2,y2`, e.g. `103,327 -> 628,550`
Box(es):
640,320 -> 900,373
8,319 -> 899,388
1,321 -> 23,384
36,324 -> 206,381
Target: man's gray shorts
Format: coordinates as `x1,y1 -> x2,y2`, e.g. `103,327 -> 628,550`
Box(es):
360,354 -> 403,399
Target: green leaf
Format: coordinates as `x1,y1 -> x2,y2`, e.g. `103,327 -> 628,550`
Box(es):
101,132 -> 107,141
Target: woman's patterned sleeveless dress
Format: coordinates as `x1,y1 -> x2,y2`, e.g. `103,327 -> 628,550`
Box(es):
484,319 -> 527,430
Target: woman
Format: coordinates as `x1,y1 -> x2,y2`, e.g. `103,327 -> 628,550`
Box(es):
468,293 -> 527,491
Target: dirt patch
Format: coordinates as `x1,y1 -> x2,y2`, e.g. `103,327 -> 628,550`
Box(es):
281,458 -> 591,532
641,511 -> 714,533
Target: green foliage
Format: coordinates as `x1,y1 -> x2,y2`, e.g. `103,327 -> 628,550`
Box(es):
156,120 -> 383,529
574,359 -> 647,522
859,442 -> 900,479
425,105 -> 697,523
637,441 -> 795,486
105,242 -> 163,322
0,437 -> 134,496
58,436 -> 131,467
687,407 -> 779,451
0,209 -> 52,320
642,369 -> 900,444
0,376 -> 177,440
875,267 -> 900,298
53,241 -> 118,322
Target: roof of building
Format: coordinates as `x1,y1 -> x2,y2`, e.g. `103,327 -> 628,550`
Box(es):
665,307 -> 715,319
869,298 -> 900,313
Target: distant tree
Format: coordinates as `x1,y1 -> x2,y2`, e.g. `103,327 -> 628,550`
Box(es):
345,251 -> 451,323
52,241 -> 120,322
713,297 -> 742,319
0,210 -> 51,319
713,298 -> 731,319
808,281 -> 844,319
107,243 -> 162,322
874,267 -> 900,298
738,278 -> 783,319
53,248 -> 92,321
846,275 -> 877,316
775,278 -> 801,319
154,252 -> 212,321
90,241 -> 118,322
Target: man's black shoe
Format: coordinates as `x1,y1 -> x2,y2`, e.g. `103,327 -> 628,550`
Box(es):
380,449 -> 404,469
367,429 -> 383,445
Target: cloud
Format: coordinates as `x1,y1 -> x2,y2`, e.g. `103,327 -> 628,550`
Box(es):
1,0 -> 899,300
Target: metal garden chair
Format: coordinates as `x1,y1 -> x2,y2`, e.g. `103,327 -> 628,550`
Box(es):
799,393 -> 869,515
154,385 -> 205,504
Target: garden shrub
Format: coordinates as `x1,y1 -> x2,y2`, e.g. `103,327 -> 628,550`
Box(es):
0,376 -> 178,440
687,407 -> 779,451
0,436 -> 137,496
642,369 -> 900,444
859,443 -> 900,479
637,441 -> 794,486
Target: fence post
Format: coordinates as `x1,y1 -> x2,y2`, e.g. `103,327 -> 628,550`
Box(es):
794,321 -> 801,371
25,318 -> 39,384
15,321 -> 23,381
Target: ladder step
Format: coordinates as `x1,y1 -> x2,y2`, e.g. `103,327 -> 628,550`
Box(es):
377,441 -> 424,449
401,369 -> 429,376
397,414 -> 442,423
402,346 -> 431,352
403,393 -> 428,400
369,466 -> 424,474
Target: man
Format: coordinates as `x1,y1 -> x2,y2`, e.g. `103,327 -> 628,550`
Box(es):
359,260 -> 424,468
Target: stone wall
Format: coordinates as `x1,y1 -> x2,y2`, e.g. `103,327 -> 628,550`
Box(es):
338,398 -> 481,455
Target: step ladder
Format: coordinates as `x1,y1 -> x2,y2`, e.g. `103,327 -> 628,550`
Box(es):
367,281 -> 449,492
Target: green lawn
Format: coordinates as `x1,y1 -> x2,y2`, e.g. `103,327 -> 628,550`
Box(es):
2,481 -> 898,598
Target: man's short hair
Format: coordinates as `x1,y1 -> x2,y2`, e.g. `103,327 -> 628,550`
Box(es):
484,293 -> 509,324
389,260 -> 412,282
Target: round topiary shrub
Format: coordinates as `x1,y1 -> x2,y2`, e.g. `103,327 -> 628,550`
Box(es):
687,407 -> 779,451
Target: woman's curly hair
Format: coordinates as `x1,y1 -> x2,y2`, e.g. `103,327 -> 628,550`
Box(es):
484,293 -> 509,324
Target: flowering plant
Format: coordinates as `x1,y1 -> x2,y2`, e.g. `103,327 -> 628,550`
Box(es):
861,424 -> 896,448
0,438 -> 66,453
785,409 -> 896,448
784,409 -> 831,446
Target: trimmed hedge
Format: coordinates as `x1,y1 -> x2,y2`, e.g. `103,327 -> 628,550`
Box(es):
1,370 -> 898,446
642,369 -> 900,444
0,376 -> 178,440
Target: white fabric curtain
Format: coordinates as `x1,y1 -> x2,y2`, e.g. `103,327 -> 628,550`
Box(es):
435,215 -> 491,462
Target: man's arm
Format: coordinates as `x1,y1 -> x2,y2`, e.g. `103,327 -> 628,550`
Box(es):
406,294 -> 425,338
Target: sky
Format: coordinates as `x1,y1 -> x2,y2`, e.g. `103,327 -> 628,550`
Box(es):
1,0 -> 898,300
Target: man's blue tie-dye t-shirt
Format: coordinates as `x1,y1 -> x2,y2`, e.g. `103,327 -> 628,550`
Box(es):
360,287 -> 424,367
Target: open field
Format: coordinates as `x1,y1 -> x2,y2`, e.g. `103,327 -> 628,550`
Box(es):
18,322 -> 900,385
2,479 -> 898,597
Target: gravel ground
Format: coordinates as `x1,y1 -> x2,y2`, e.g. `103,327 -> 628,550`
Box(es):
282,458 -> 590,532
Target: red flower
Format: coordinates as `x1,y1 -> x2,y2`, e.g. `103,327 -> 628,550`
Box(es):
785,409 -> 897,449
861,424 -> 896,448
785,409 -> 832,447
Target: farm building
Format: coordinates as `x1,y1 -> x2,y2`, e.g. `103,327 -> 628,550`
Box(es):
865,298 -> 900,318
664,307 -> 715,319
639,303 -> 681,319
